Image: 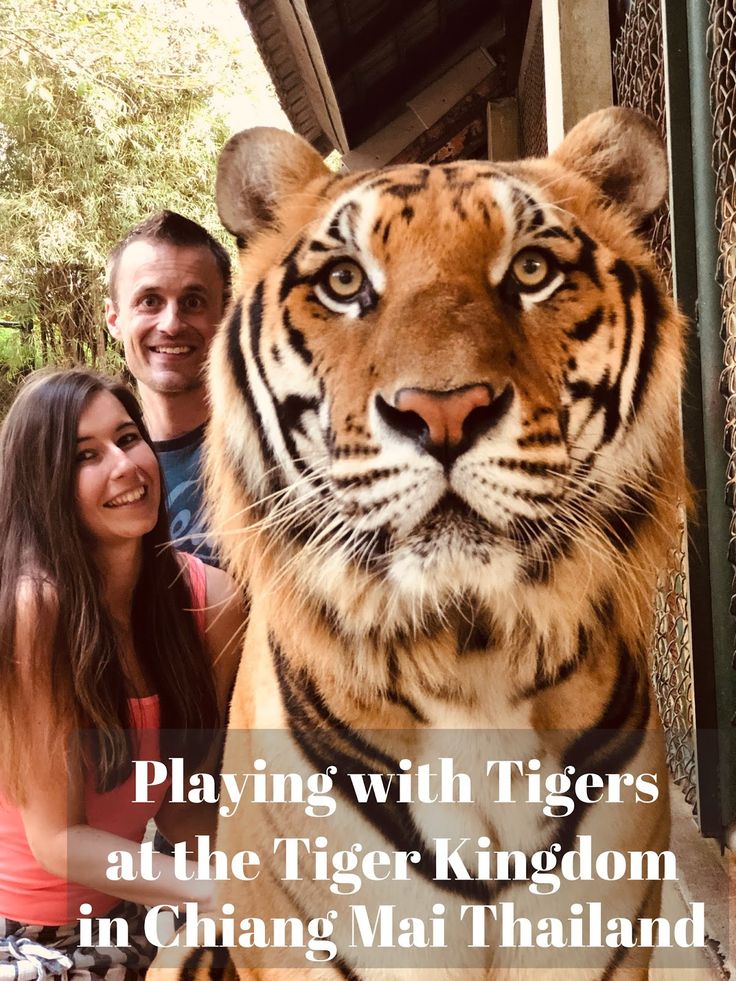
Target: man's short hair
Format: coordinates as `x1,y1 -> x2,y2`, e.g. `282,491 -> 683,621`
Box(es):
106,210 -> 232,306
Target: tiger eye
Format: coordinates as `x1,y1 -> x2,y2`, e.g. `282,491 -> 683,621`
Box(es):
510,249 -> 551,288
326,260 -> 364,298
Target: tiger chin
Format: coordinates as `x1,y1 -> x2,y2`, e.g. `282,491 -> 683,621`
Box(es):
150,107 -> 685,980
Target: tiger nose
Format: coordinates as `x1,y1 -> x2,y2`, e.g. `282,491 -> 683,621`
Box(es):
376,383 -> 514,467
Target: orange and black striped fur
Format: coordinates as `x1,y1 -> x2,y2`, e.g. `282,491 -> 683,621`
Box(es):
151,108 -> 684,979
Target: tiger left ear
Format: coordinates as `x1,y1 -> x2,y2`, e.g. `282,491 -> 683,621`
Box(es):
216,127 -> 330,247
551,107 -> 668,223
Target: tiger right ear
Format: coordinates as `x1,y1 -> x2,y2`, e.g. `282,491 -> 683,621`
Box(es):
551,107 -> 668,224
216,127 -> 329,246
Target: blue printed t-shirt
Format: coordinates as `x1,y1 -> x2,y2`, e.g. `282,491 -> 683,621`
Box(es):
154,424 -> 218,567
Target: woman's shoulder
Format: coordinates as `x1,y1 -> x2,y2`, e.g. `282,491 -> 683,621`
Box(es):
172,551 -> 239,610
174,549 -> 206,588
203,562 -> 240,607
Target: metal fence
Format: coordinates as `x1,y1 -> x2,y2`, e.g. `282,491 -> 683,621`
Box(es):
518,3 -> 548,157
708,0 -> 736,836
711,1 -> 736,647
612,0 -> 736,837
613,0 -> 672,289
613,0 -> 699,811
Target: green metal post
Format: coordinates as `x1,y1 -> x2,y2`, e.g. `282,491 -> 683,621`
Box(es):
662,0 -> 736,836
686,0 -> 736,835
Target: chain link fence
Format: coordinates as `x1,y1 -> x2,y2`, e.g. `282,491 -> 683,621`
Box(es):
710,1 -> 736,670
613,0 -> 698,810
518,5 -> 548,157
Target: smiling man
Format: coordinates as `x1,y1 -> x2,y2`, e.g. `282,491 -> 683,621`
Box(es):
105,211 -> 231,566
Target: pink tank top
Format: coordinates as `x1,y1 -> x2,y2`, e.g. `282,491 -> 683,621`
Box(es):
0,552 -> 208,926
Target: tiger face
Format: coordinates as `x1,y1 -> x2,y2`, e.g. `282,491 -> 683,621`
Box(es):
212,108 -> 682,629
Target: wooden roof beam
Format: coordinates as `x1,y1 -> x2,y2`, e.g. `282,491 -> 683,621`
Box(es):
321,0 -> 433,79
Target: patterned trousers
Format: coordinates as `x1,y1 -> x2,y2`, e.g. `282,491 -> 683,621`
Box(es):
0,900 -> 156,981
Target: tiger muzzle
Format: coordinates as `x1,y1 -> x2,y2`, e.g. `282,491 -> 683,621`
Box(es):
376,382 -> 514,468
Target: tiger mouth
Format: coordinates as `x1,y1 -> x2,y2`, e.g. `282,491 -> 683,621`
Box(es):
405,488 -> 570,551
414,491 -> 500,536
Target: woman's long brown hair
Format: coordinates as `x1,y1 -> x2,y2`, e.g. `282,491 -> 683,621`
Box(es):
0,368 -> 219,801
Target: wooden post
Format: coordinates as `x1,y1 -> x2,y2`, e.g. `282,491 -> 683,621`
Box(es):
541,0 -> 613,151
486,98 -> 520,161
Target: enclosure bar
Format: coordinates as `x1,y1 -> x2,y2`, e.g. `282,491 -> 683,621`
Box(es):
662,0 -> 730,837
685,0 -> 736,833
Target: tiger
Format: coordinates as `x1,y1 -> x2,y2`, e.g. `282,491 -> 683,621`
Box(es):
149,106 -> 685,980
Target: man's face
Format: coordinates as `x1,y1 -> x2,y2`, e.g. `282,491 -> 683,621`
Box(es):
105,239 -> 225,395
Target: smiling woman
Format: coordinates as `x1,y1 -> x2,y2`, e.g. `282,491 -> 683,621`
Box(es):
0,369 -> 245,980
75,390 -> 162,547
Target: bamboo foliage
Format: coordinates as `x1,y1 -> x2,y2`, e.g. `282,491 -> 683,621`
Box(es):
0,0 -> 258,373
